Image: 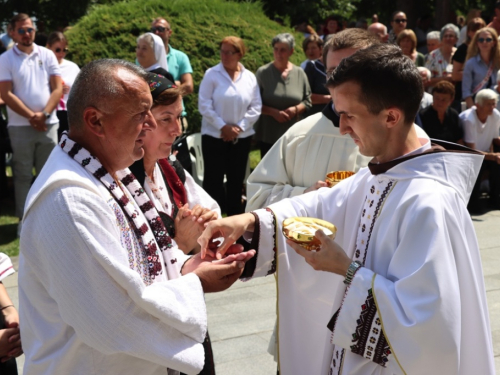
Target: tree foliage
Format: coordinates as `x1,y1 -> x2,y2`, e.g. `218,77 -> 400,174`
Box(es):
0,0 -> 119,31
256,0 -> 361,26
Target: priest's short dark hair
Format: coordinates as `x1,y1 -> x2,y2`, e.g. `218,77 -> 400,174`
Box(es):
327,43 -> 423,126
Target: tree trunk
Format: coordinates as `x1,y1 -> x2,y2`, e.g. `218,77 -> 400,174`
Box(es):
435,0 -> 455,29
397,0 -> 418,29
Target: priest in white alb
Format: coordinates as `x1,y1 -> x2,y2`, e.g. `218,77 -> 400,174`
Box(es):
199,44 -> 495,374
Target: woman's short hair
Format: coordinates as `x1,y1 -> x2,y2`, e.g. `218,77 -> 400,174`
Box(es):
432,81 -> 455,97
466,17 -> 486,43
302,34 -> 323,52
272,33 -> 295,50
396,29 -> 417,52
47,31 -> 67,47
137,33 -> 154,50
475,88 -> 499,105
220,36 -> 246,57
440,23 -> 459,40
153,85 -> 187,108
426,31 -> 440,41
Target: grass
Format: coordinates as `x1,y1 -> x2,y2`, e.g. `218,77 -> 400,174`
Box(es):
249,149 -> 261,171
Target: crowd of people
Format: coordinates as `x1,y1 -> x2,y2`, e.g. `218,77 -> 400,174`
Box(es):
0,5 -> 498,375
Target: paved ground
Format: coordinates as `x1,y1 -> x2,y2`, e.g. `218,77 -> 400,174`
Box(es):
6,209 -> 500,374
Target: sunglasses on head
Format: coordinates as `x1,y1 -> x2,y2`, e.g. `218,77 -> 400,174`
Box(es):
55,47 -> 69,53
394,19 -> 407,24
18,27 -> 35,35
151,26 -> 169,33
478,37 -> 493,43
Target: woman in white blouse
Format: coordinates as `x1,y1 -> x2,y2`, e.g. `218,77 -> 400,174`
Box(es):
198,36 -> 262,215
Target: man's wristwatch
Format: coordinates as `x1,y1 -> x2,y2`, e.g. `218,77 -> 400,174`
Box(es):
42,111 -> 50,119
343,260 -> 362,285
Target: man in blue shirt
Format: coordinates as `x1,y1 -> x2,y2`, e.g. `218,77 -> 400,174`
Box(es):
150,17 -> 194,173
150,17 -> 193,117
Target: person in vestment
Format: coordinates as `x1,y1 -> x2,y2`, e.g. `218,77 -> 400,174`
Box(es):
246,30 -> 429,371
18,59 -> 255,375
199,44 -> 494,374
246,29 -> 377,367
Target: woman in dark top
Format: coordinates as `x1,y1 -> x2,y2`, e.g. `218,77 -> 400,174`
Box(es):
451,17 -> 486,111
420,81 -> 463,143
303,35 -> 330,116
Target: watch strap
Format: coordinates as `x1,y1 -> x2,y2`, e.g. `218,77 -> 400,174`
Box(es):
344,260 -> 362,285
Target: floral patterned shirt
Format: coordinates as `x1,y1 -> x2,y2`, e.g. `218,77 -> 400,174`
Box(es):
425,48 -> 454,79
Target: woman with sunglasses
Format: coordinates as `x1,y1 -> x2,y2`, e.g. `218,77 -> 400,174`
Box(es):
46,31 -> 79,140
198,36 -> 262,215
463,27 -> 500,109
451,17 -> 486,112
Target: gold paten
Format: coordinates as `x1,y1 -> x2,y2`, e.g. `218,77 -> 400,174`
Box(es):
282,217 -> 337,251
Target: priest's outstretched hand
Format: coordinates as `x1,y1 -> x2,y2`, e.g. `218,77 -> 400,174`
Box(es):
182,242 -> 256,293
198,213 -> 256,259
287,230 -> 351,276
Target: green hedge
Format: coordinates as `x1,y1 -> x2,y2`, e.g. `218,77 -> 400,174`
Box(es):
66,0 -> 305,132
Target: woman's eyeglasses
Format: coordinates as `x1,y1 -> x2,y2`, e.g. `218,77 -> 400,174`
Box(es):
393,19 -> 407,24
478,38 -> 493,43
55,48 -> 69,53
17,27 -> 35,35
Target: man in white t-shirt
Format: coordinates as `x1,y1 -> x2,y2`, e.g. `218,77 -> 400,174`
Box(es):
459,88 -> 500,211
0,13 -> 62,233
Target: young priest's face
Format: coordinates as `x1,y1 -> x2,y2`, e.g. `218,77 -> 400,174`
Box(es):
332,81 -> 390,160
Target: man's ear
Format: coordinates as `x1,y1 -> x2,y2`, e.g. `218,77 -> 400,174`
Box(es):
385,107 -> 404,129
83,107 -> 105,137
